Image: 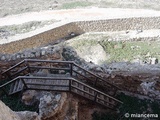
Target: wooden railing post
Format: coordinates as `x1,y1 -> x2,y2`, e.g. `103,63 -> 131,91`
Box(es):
70,63 -> 73,76
21,78 -> 28,90
94,92 -> 98,102
69,79 -> 71,91
94,78 -> 98,87
25,60 -> 31,73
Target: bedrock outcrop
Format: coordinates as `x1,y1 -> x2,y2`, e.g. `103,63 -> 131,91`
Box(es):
0,100 -> 21,120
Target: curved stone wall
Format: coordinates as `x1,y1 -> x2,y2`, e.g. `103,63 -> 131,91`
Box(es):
76,17 -> 160,32
0,17 -> 160,54
0,22 -> 84,54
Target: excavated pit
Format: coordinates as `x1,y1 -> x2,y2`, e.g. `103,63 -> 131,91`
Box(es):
1,8 -> 160,119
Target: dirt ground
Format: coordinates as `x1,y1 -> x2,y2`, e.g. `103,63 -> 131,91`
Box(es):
1,0 -> 160,18
1,0 -> 160,43
0,0 -> 87,17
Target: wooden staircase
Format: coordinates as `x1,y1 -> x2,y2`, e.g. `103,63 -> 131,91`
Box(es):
0,59 -> 123,109
9,78 -> 23,95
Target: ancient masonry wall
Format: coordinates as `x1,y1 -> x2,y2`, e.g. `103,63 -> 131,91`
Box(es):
76,17 -> 160,32
0,17 -> 160,59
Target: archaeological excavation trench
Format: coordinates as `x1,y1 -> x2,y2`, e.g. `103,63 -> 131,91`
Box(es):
1,15 -> 160,119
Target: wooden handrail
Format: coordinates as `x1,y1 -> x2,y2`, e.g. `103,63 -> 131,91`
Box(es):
73,63 -> 120,89
71,86 -> 95,97
0,75 -> 123,108
25,59 -> 74,64
19,76 -> 72,80
21,76 -> 122,104
1,59 -> 73,76
72,70 -> 94,82
1,59 -> 121,94
71,78 -> 123,104
0,77 -> 20,88
29,66 -> 70,71
2,60 -> 25,75
11,66 -> 28,77
26,83 -> 69,87
71,88 -> 116,110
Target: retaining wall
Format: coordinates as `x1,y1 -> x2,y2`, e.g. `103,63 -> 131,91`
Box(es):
0,17 -> 160,54
76,17 -> 160,32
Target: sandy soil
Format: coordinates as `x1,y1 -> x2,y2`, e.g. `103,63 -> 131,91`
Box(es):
1,0 -> 160,17
1,8 -> 160,26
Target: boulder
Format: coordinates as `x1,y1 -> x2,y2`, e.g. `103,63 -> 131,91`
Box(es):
21,90 -> 68,120
69,43 -> 108,65
38,92 -> 67,120
139,81 -> 160,99
0,100 -> 20,120
149,57 -> 158,64
21,90 -> 39,106
16,111 -> 39,120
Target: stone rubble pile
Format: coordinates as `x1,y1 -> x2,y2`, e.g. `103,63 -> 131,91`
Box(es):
140,81 -> 160,99
0,44 -> 63,61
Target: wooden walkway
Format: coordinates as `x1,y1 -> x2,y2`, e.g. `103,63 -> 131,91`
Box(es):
0,59 -> 123,109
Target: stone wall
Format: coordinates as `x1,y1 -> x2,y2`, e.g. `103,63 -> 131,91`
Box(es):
0,17 -> 160,54
0,22 -> 84,54
0,44 -> 63,61
76,17 -> 160,32
0,44 -> 63,79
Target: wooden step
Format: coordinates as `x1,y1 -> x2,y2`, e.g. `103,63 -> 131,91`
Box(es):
27,84 -> 69,91
25,79 -> 69,86
31,73 -> 70,77
24,77 -> 70,91
13,80 -> 19,92
9,80 -> 23,95
9,82 -> 15,94
17,80 -> 23,91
